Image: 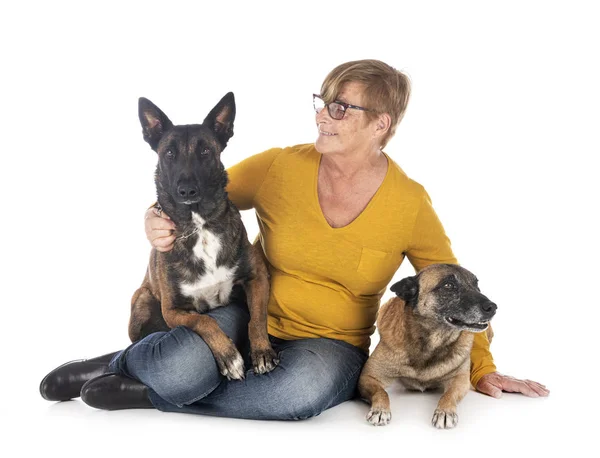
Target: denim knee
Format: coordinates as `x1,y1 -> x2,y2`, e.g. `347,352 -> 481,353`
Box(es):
123,326 -> 223,407
268,350 -> 362,420
281,375 -> 334,420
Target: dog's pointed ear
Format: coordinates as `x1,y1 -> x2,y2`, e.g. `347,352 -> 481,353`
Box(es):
390,276 -> 419,305
203,92 -> 236,149
139,98 -> 174,151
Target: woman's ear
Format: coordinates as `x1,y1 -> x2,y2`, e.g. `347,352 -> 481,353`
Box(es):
374,113 -> 391,139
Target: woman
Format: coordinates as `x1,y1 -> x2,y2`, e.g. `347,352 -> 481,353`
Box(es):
40,60 -> 548,419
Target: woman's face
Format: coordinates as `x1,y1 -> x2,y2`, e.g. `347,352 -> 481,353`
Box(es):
314,81 -> 381,158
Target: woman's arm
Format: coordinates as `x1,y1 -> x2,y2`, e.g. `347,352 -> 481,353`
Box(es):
470,329 -> 497,388
225,147 -> 282,210
405,190 -> 458,270
405,191 -> 497,389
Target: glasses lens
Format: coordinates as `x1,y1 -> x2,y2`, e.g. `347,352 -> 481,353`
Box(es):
328,102 -> 346,120
313,95 -> 325,114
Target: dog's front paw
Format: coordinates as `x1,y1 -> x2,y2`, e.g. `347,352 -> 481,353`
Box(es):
215,346 -> 246,381
432,409 -> 458,429
366,408 -> 392,426
251,347 -> 279,375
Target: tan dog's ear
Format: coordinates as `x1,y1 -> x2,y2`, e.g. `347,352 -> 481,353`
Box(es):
390,276 -> 419,306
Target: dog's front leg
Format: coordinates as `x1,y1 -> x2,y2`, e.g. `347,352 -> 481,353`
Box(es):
244,244 -> 279,374
161,303 -> 246,380
432,371 -> 470,429
129,283 -> 169,342
358,356 -> 395,426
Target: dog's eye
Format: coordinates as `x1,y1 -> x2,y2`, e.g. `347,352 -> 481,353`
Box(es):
166,150 -> 175,159
201,148 -> 211,156
444,282 -> 456,289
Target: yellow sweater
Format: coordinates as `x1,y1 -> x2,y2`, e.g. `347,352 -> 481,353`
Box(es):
226,143 -> 496,387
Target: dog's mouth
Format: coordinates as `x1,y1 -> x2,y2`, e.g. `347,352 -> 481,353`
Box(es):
177,198 -> 201,205
445,316 -> 489,331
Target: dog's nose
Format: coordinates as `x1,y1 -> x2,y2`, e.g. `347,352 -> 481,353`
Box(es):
177,183 -> 199,199
480,301 -> 497,314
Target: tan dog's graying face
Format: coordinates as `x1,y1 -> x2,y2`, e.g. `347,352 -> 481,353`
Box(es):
390,264 -> 497,332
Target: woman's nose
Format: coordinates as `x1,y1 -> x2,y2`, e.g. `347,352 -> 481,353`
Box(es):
316,104 -> 330,123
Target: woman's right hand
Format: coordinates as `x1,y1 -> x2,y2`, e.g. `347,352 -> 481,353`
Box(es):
144,207 -> 176,252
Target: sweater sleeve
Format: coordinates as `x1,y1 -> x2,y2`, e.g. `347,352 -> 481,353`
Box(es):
470,328 -> 498,388
405,190 -> 458,272
226,148 -> 282,210
406,189 -> 496,386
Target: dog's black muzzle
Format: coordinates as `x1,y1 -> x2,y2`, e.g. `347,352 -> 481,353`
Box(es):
444,293 -> 497,331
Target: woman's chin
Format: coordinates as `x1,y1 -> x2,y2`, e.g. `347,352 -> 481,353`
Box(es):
315,136 -> 337,155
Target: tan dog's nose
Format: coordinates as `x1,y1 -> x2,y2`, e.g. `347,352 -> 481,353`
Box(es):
480,301 -> 497,315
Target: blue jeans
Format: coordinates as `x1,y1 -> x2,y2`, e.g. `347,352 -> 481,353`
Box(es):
108,301 -> 368,420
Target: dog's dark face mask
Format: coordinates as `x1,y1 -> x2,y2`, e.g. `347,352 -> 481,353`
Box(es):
138,93 -> 235,214
390,264 -> 497,332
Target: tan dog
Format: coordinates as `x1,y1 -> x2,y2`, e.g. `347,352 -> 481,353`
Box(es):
358,264 -> 496,428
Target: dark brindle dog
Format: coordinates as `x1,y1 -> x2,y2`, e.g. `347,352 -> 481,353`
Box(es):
129,93 -> 278,380
358,264 -> 496,428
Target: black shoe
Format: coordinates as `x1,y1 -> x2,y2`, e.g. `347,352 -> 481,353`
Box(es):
40,351 -> 120,402
80,373 -> 154,410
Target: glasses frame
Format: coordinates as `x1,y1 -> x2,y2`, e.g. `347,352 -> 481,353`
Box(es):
313,94 -> 373,120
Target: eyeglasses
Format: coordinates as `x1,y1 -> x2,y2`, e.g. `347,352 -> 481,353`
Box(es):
313,94 -> 373,120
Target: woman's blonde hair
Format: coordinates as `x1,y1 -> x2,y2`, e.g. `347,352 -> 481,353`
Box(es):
320,59 -> 411,148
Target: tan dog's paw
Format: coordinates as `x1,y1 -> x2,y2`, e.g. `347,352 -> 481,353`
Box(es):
432,409 -> 458,429
366,408 -> 392,426
251,347 -> 279,374
215,347 -> 246,381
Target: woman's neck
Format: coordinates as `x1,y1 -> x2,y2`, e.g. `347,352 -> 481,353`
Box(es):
320,148 -> 387,181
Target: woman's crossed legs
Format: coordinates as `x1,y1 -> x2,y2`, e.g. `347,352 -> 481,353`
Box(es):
108,301 -> 368,420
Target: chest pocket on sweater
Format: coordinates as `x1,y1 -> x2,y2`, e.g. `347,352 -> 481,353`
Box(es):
357,247 -> 397,284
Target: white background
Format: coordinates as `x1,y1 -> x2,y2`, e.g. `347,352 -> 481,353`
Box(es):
1,0 -> 598,456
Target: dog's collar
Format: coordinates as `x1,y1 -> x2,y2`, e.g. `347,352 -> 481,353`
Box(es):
177,226 -> 200,242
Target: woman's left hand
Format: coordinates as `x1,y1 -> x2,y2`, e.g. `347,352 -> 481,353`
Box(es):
476,372 -> 550,398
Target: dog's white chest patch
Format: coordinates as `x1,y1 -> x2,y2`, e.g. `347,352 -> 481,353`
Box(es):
179,213 -> 237,310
